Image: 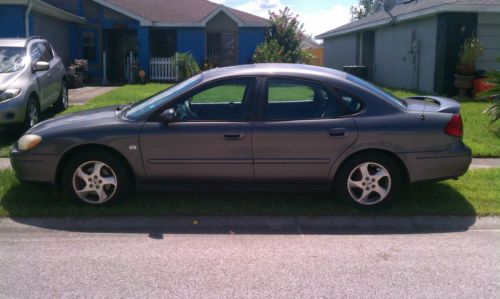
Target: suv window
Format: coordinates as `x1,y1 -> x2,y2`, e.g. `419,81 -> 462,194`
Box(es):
172,79 -> 253,122
30,42 -> 52,63
265,79 -> 353,121
30,43 -> 43,63
42,42 -> 54,61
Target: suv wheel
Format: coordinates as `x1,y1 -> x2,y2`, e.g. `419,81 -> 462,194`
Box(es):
334,153 -> 401,209
24,98 -> 40,130
63,151 -> 131,205
55,81 -> 69,111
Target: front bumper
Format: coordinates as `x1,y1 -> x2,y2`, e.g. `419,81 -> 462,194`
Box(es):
400,140 -> 472,183
0,93 -> 27,125
10,146 -> 60,185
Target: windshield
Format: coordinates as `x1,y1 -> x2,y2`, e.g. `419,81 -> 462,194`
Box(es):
125,74 -> 203,120
0,47 -> 26,73
346,74 -> 406,108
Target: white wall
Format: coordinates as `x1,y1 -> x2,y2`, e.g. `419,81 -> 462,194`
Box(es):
477,13 -> 500,71
373,16 -> 437,92
323,34 -> 358,71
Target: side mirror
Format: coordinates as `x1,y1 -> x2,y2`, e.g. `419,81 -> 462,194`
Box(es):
159,108 -> 176,123
34,61 -> 50,72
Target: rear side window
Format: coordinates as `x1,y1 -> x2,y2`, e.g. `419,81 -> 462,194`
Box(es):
264,79 -> 353,121
335,89 -> 363,115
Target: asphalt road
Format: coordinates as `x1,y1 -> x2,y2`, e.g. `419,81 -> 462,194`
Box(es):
0,219 -> 499,298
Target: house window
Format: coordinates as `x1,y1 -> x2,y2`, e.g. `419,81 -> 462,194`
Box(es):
82,31 -> 97,62
206,32 -> 237,67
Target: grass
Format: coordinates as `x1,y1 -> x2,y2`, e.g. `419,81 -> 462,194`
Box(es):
0,168 -> 498,217
386,88 -> 500,158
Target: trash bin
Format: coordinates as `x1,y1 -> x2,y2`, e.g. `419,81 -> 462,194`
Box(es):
343,65 -> 368,80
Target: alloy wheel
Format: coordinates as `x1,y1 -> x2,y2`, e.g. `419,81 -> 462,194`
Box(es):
347,162 -> 392,205
72,161 -> 118,204
28,102 -> 39,127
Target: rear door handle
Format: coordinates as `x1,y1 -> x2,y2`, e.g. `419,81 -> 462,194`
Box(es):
223,132 -> 244,140
329,128 -> 347,137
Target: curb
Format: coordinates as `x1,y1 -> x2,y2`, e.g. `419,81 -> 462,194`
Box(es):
1,216 -> 499,234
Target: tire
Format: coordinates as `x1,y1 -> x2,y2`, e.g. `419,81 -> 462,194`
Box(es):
62,150 -> 131,205
23,98 -> 40,131
54,81 -> 69,111
333,153 -> 401,209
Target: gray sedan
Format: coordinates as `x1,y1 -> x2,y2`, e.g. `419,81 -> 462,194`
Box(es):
10,64 -> 471,208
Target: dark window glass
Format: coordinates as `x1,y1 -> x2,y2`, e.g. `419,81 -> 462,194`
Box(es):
173,79 -> 252,121
42,42 -> 54,61
30,43 -> 43,63
206,32 -> 237,66
265,79 -> 355,121
82,31 -> 97,61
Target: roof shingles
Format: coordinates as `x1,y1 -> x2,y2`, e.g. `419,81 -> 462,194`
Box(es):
317,0 -> 500,39
100,0 -> 268,25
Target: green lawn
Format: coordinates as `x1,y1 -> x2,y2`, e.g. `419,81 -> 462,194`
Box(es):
0,168 -> 498,217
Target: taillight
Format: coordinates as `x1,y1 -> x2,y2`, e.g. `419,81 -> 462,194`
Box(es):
445,114 -> 463,138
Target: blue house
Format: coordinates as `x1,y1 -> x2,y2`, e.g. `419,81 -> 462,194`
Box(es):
0,0 -> 269,81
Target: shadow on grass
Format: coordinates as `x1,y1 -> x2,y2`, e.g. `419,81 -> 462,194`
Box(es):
2,179 -> 477,235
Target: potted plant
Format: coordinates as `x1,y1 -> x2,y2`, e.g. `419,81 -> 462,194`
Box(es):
454,36 -> 484,96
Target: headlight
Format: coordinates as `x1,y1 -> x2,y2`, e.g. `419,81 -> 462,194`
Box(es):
17,134 -> 42,151
0,88 -> 22,102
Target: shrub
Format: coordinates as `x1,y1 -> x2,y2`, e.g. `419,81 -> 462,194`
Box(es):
176,52 -> 201,81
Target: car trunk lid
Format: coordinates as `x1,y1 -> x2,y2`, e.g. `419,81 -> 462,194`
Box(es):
402,96 -> 460,114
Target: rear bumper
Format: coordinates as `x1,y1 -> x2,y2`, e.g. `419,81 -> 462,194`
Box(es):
10,146 -> 60,185
400,141 -> 472,183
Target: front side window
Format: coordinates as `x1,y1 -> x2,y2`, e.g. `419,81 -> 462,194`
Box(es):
173,79 -> 253,122
265,79 -> 354,121
43,42 -> 54,61
0,47 -> 26,73
82,31 -> 97,61
30,43 -> 44,63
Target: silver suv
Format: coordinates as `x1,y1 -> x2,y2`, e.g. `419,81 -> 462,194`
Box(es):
0,37 -> 68,129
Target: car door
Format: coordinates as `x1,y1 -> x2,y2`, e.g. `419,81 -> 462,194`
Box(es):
252,78 -> 360,185
30,42 -> 53,109
139,78 -> 256,183
43,42 -> 63,104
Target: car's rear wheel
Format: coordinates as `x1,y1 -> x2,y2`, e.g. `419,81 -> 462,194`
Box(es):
55,81 -> 69,111
63,151 -> 131,205
334,153 -> 401,209
23,98 -> 40,130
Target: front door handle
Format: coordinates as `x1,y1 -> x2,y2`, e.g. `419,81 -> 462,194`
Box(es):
223,132 -> 244,140
329,128 -> 347,137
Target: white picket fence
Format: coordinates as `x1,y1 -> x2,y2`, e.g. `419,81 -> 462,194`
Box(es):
150,56 -> 178,81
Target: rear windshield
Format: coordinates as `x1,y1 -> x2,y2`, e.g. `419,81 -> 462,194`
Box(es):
346,74 -> 406,108
0,47 -> 26,73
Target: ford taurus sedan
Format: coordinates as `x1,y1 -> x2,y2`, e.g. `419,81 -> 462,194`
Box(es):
10,64 -> 471,208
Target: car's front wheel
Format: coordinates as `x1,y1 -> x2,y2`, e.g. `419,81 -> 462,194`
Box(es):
63,151 -> 131,205
334,153 -> 401,209
55,81 -> 69,111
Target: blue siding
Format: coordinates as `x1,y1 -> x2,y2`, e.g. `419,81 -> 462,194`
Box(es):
239,28 -> 266,64
177,28 -> 205,65
138,27 -> 150,73
0,5 -> 26,38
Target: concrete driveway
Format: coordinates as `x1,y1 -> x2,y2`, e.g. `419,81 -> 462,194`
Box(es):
69,86 -> 118,105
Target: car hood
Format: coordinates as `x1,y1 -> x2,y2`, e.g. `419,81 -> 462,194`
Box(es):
0,71 -> 24,91
28,106 -> 122,134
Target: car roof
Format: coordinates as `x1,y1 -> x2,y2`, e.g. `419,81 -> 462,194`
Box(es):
202,63 -> 348,81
